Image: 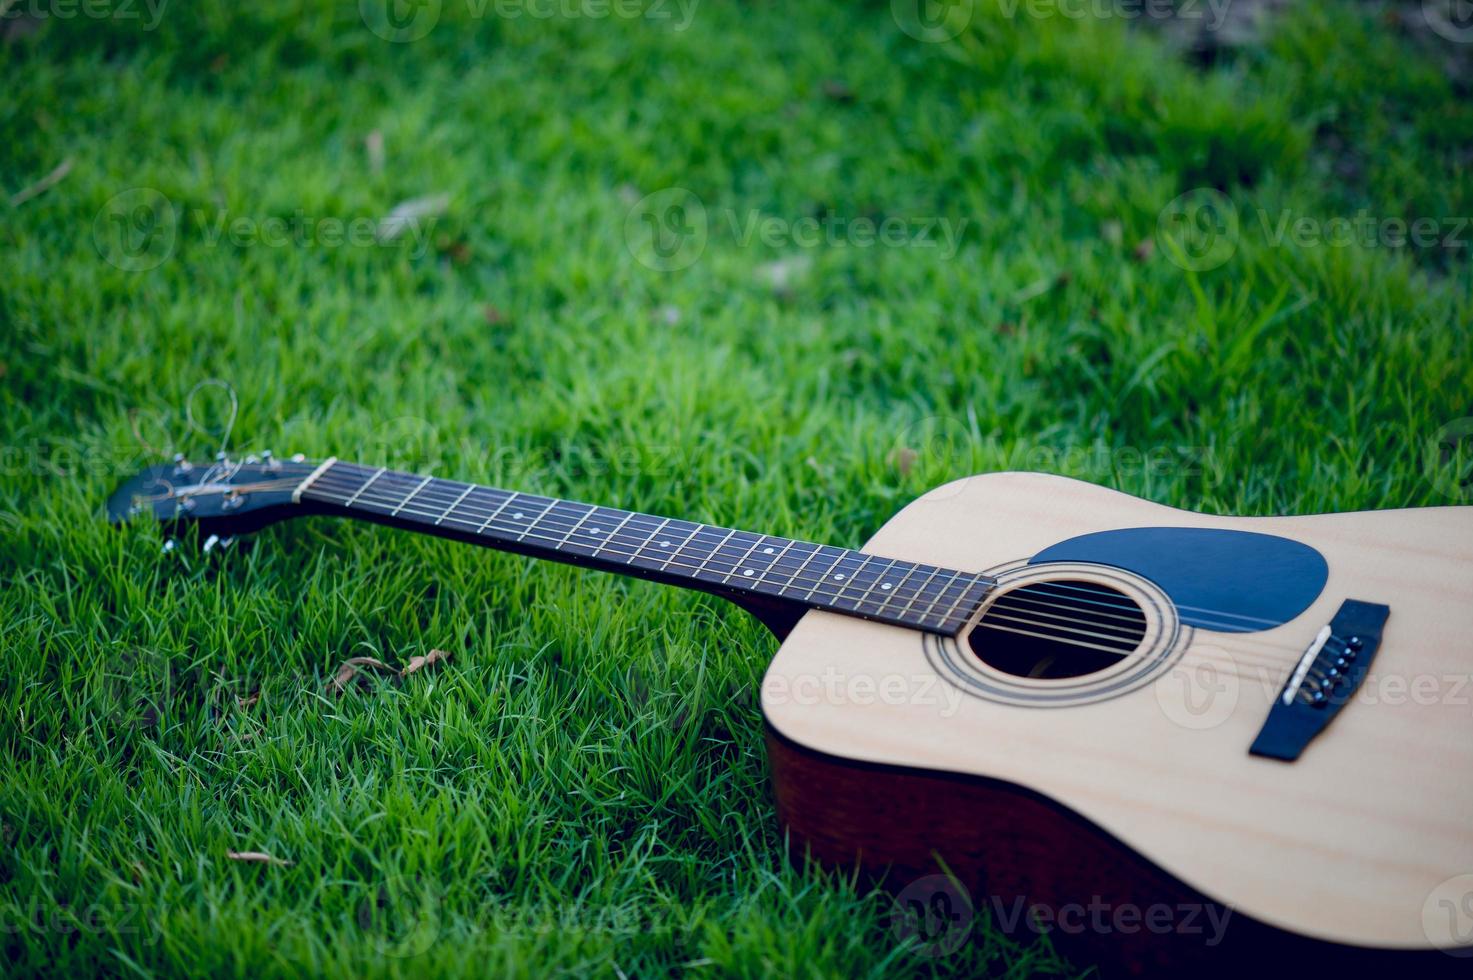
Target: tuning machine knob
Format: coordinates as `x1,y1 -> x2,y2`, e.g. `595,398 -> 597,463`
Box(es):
202,534 -> 235,554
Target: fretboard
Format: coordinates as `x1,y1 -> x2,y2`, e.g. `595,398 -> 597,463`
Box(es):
298,460 -> 992,635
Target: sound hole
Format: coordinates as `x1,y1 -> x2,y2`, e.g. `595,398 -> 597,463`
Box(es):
967,580 -> 1148,679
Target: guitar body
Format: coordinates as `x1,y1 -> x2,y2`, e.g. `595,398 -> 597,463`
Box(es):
108,455 -> 1473,972
761,472 -> 1473,972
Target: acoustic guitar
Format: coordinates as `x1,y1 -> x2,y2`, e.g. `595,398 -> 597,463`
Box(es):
109,453 -> 1473,973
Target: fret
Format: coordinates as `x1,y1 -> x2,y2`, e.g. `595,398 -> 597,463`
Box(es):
871,560 -> 923,616
933,574 -> 990,630
342,467 -> 387,507
920,568 -> 972,625
592,509 -> 637,560
564,505 -> 629,557
550,500 -> 597,550
474,488 -> 519,535
896,564 -> 946,621
620,515 -> 674,570
695,527 -> 739,581
715,530 -> 765,584
748,536 -> 798,590
823,552 -> 872,610
656,520 -> 704,572
390,475 -> 435,517
846,554 -> 899,614
778,541 -> 825,600
514,497 -> 560,542
800,546 -> 850,602
435,483 -> 476,525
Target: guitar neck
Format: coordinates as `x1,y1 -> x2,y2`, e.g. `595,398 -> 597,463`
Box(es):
295,459 -> 991,636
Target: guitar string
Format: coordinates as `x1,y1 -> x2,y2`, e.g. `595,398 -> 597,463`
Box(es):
219,469 -> 1252,627
304,467 -> 1310,677
179,460 -> 1314,633
303,466 -> 1311,637
214,468 -> 1324,670
306,464 -> 1295,629
220,471 -> 1280,639
233,471 -> 980,626
230,469 -> 1310,681
295,468 -> 1317,669
299,467 -> 1327,663
299,473 -> 983,631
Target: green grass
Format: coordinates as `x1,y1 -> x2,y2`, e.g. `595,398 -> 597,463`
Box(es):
2,1 -> 1471,976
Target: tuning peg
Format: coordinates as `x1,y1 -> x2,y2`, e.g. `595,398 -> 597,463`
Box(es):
202,534 -> 235,554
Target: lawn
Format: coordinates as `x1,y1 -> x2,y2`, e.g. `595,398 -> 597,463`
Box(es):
2,0 -> 1471,976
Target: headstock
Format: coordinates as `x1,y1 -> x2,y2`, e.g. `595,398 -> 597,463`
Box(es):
108,452 -> 321,543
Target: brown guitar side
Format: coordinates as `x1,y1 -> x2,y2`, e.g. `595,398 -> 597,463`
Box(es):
765,721 -> 1458,975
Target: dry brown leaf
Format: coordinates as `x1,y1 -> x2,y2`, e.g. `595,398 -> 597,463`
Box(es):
226,851 -> 292,866
377,193 -> 449,242
400,649 -> 451,678
821,79 -> 855,104
890,447 -> 919,477
237,692 -> 259,709
10,157 -> 72,207
365,129 -> 385,175
327,656 -> 396,696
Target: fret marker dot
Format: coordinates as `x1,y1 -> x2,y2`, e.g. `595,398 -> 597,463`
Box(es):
743,569 -> 754,577
513,512 -> 525,520
590,528 -> 602,535
834,573 -> 845,580
881,583 -> 893,590
660,540 -> 671,548
763,547 -> 775,554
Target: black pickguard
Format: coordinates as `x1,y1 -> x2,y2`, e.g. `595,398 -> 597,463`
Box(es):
1029,527 -> 1328,634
